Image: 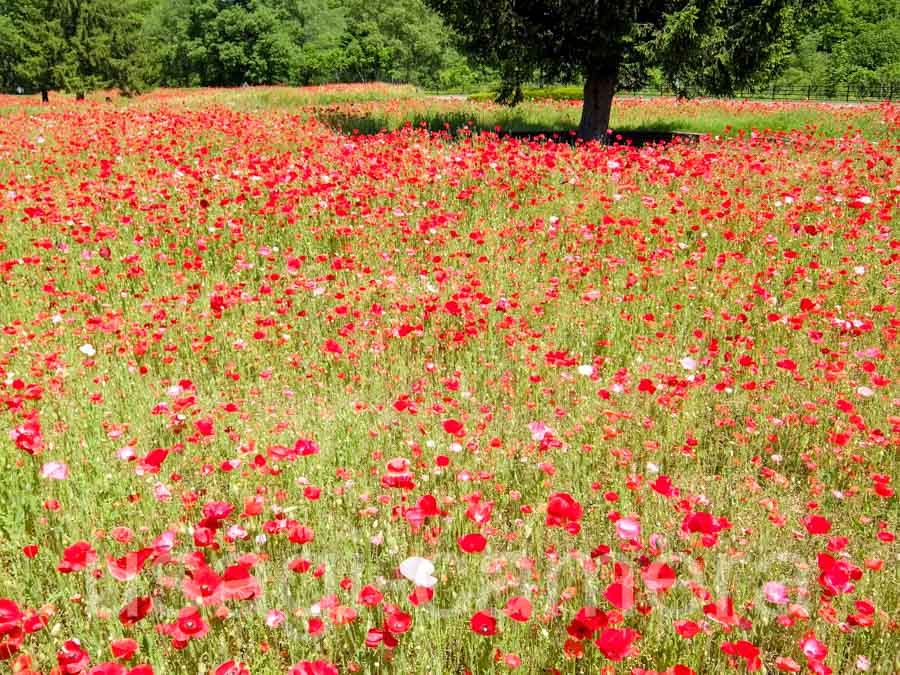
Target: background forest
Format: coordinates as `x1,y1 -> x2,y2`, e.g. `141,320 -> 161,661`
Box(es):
0,0 -> 897,98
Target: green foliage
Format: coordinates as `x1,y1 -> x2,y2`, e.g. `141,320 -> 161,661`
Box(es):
0,0 -> 151,97
426,0 -> 807,97
0,0 -> 482,95
142,0 -> 478,89
776,0 -> 900,94
0,13 -> 23,91
468,85 -> 584,101
340,0 -> 467,87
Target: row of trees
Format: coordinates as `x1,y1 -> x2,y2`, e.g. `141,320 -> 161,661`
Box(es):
0,0 -> 479,98
0,0 -> 897,136
776,0 -> 900,93
0,0 -> 153,100
145,0 -> 477,89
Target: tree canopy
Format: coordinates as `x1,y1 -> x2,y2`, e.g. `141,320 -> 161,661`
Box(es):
141,0 -> 475,89
776,0 -> 900,95
0,0 -> 478,97
426,0 -> 808,138
0,0 -> 152,100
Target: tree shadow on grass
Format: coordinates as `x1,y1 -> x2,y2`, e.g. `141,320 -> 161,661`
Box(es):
316,109 -> 564,134
317,109 -> 701,146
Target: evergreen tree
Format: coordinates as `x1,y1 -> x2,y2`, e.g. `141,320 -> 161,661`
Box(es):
426,0 -> 811,138
0,0 -> 150,100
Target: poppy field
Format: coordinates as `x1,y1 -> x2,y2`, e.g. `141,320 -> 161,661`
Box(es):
0,87 -> 897,675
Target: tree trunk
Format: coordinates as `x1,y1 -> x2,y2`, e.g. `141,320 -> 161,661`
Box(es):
577,74 -> 615,141
41,89 -> 49,103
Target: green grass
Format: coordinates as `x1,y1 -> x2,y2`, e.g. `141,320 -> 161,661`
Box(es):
206,83 -> 422,110
0,83 -> 423,115
310,95 -> 891,138
467,83 -> 896,104
467,85 -> 585,101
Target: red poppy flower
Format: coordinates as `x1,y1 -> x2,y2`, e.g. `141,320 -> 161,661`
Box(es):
799,631 -> 827,661
649,475 -> 677,497
503,596 -> 532,622
110,638 -> 138,660
357,585 -> 383,607
0,600 -> 24,660
365,627 -> 387,649
173,606 -> 208,641
10,420 -> 43,455
323,339 -> 343,354
107,549 -> 154,583
214,661 -> 250,675
642,562 -> 677,593
87,663 -> 127,675
118,596 -> 153,627
595,627 -> 639,661
720,640 -> 762,671
0,625 -> 23,661
637,378 -> 656,393
221,563 -> 261,601
58,541 -> 98,573
0,599 -> 22,632
674,619 -> 701,639
385,608 -> 412,634
458,533 -> 487,553
182,565 -> 223,605
817,553 -> 860,596
703,596 -> 744,627
408,586 -> 433,606
287,523 -> 315,545
288,660 -> 339,675
546,492 -> 583,530
803,514 -> 832,535
442,418 -> 465,436
681,511 -> 722,535
774,657 -> 802,672
465,500 -> 494,526
57,639 -> 90,674
567,606 -> 607,639
470,610 -> 497,636
604,580 -> 635,611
